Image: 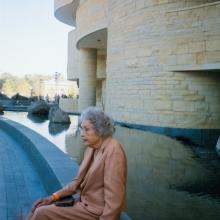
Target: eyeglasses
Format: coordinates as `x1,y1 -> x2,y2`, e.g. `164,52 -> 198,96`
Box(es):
78,126 -> 94,133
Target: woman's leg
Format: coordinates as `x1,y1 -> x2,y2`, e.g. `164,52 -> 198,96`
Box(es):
27,202 -> 99,220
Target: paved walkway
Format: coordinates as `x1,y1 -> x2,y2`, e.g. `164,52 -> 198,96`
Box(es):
0,128 -> 47,220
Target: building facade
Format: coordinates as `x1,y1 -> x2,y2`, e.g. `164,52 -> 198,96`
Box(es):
54,0 -> 220,147
41,79 -> 78,100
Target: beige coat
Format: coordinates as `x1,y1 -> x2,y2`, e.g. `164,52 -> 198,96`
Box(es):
29,136 -> 127,220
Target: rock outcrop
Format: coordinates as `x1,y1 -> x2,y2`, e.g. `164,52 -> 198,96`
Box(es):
48,107 -> 70,124
28,100 -> 49,115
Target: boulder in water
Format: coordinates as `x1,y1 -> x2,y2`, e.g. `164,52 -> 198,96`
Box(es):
28,100 -> 49,115
0,104 -> 4,114
11,93 -> 29,101
48,122 -> 70,135
49,107 -> 70,124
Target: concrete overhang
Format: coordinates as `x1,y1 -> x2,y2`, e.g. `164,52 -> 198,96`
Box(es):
54,0 -> 79,26
77,28 -> 107,49
166,63 -> 220,72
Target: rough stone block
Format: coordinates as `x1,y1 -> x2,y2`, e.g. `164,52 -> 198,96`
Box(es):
173,101 -> 195,112
206,39 -> 220,51
189,41 -> 205,53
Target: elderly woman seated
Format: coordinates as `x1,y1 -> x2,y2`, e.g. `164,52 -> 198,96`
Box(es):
27,106 -> 127,220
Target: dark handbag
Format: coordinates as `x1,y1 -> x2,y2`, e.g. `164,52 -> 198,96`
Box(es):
54,195 -> 75,207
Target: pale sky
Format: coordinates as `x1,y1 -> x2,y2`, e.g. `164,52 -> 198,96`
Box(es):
0,0 -> 73,78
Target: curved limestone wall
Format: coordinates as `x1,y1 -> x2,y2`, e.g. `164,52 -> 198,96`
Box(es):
76,0 -> 107,43
105,1 -> 220,129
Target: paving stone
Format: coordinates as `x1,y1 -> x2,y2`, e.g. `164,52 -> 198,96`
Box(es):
0,128 -> 47,220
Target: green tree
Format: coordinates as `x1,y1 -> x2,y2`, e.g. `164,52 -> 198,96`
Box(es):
24,74 -> 52,96
16,79 -> 31,97
2,79 -> 15,97
0,73 -> 53,97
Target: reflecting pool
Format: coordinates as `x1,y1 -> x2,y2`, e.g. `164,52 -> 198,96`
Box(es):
3,111 -> 79,153
3,112 -> 220,220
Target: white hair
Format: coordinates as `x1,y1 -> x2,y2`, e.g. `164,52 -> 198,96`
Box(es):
78,106 -> 115,136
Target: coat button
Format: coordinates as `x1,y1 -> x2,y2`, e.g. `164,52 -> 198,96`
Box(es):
84,203 -> 88,206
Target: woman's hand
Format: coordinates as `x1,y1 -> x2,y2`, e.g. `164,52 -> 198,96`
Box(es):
31,196 -> 53,213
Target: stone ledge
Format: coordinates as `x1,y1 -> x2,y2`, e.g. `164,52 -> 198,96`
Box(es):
167,1 -> 220,13
166,63 -> 220,72
54,0 -> 79,26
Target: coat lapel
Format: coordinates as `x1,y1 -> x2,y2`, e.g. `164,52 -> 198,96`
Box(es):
81,137 -> 112,191
77,147 -> 95,181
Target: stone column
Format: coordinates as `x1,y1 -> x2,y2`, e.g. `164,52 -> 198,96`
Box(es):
78,48 -> 97,112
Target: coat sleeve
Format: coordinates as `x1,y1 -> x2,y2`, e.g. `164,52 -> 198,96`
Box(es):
55,173 -> 81,197
55,147 -> 93,198
100,144 -> 127,220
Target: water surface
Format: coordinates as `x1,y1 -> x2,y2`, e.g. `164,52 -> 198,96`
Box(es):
3,111 -> 78,153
